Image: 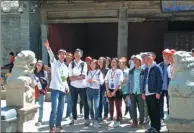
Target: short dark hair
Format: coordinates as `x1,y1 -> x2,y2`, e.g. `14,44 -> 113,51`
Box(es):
9,52 -> 14,56
191,48 -> 194,53
74,48 -> 83,56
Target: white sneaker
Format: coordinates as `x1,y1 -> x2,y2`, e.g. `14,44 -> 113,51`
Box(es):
94,121 -> 101,128
108,121 -> 114,127
90,120 -> 94,126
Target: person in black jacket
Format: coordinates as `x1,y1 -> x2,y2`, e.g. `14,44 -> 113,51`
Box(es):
142,53 -> 163,133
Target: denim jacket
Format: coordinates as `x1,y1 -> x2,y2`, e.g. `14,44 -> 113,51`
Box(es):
126,67 -> 146,94
158,62 -> 170,88
142,64 -> 163,94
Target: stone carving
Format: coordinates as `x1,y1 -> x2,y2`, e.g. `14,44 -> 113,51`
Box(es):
1,1 -> 19,12
166,51 -> 194,132
168,51 -> 194,98
6,50 -> 37,107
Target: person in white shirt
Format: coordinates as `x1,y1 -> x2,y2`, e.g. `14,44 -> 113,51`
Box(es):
44,40 -> 69,132
167,49 -> 176,80
105,58 -> 123,128
68,49 -> 89,126
86,59 -> 104,128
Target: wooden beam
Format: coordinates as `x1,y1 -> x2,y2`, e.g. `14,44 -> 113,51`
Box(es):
47,18 -> 118,23
41,1 -> 160,11
47,10 -> 118,19
127,8 -> 161,17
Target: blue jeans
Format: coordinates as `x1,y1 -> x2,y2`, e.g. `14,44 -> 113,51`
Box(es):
35,93 -> 44,122
99,85 -> 109,118
87,88 -> 100,121
66,92 -> 72,117
49,89 -> 65,127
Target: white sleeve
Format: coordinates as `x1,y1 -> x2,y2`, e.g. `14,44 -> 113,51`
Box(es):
82,62 -> 88,76
118,70 -> 124,85
98,72 -> 104,85
68,63 -> 73,77
167,66 -> 171,79
104,70 -> 110,83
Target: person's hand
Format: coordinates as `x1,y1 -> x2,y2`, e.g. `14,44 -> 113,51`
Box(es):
88,79 -> 93,83
44,40 -> 50,49
123,77 -> 127,83
111,91 -> 116,97
156,93 -> 160,99
106,90 -> 112,97
142,94 -> 146,100
91,79 -> 96,83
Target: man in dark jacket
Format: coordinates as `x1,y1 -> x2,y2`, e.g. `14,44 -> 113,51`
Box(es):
158,49 -> 171,121
142,53 -> 163,133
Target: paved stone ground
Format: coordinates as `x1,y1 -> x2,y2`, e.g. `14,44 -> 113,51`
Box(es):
1,99 -> 168,132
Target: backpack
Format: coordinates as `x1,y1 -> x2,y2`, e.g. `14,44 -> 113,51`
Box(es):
71,61 -> 85,75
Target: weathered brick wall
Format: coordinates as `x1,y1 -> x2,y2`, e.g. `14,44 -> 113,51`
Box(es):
1,0 -> 41,65
1,14 -> 21,65
29,1 -> 41,60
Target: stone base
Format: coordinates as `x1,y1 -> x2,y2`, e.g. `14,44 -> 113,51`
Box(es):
6,88 -> 35,107
169,97 -> 194,120
166,116 -> 194,132
17,104 -> 38,132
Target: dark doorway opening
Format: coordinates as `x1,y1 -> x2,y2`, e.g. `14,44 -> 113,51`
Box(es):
164,21 -> 194,51
168,21 -> 194,32
127,21 -> 168,63
48,23 -> 118,59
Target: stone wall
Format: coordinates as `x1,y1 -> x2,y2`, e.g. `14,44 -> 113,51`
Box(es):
1,13 -> 21,65
1,0 -> 41,65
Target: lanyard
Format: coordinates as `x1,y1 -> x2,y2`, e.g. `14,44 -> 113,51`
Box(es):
90,70 -> 98,78
111,70 -> 117,81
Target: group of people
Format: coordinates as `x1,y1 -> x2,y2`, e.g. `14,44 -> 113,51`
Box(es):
33,40 -> 179,133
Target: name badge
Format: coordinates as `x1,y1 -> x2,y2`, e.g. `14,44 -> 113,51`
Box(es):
110,82 -> 114,89
61,76 -> 66,82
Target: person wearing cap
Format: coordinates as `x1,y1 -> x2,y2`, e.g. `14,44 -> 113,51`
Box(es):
129,55 -> 135,70
85,56 -> 92,72
167,49 -> 176,79
126,55 -> 145,127
44,40 -> 69,132
68,48 -> 89,126
34,60 -> 48,126
158,49 -> 171,121
142,53 -> 163,133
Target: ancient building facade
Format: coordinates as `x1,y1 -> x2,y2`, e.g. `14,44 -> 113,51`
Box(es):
1,0 -> 194,65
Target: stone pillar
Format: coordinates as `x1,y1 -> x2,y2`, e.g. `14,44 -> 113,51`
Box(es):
41,11 -> 48,64
20,1 -> 30,50
166,51 -> 194,132
117,8 -> 128,58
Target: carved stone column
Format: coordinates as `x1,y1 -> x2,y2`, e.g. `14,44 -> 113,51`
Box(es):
41,11 -> 48,64
20,1 -> 30,50
117,8 -> 128,58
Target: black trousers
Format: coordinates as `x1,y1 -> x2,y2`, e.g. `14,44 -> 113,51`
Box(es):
71,85 -> 89,120
146,94 -> 161,131
160,90 -> 169,119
